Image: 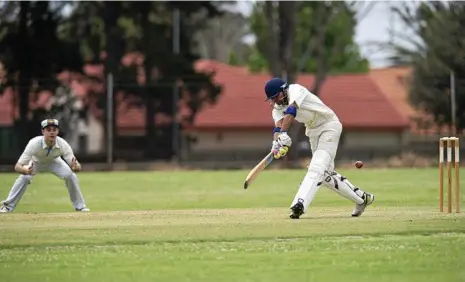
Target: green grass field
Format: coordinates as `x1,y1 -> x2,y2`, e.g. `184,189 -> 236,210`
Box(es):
0,168 -> 464,282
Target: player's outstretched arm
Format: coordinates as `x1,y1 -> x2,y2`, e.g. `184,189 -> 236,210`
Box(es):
70,157 -> 82,172
14,163 -> 31,175
15,140 -> 34,175
62,140 -> 82,172
280,102 -> 298,132
273,119 -> 283,140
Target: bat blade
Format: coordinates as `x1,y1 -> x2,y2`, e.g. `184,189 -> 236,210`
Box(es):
244,152 -> 274,189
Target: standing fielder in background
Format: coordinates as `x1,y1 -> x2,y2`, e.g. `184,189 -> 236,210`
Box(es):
0,119 -> 89,213
265,78 -> 375,219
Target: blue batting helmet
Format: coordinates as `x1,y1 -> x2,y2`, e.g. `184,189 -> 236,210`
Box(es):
264,78 -> 288,100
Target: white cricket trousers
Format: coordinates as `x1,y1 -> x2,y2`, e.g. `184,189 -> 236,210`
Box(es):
2,157 -> 87,211
290,120 -> 365,212
306,120 -> 342,172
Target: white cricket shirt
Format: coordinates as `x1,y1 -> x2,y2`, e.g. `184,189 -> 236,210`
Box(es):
272,83 -> 339,129
17,136 -> 75,165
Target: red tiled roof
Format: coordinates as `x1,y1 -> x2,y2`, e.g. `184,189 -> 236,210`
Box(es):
299,74 -> 409,129
0,58 -> 409,132
193,60 -> 409,131
370,67 -> 415,119
369,66 -> 461,135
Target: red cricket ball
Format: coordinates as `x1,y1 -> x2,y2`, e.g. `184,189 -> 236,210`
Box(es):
355,161 -> 364,169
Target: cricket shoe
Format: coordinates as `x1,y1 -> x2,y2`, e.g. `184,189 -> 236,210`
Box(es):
75,207 -> 90,212
289,198 -> 305,219
0,204 -> 12,213
351,192 -> 375,217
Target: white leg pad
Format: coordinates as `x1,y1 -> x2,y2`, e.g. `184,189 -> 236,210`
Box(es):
290,149 -> 332,212
322,171 -> 364,204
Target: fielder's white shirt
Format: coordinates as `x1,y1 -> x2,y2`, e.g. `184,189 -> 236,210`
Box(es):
272,84 -> 339,129
17,136 -> 75,165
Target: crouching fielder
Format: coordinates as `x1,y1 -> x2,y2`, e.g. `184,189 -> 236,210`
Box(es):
265,78 -> 374,219
0,119 -> 89,213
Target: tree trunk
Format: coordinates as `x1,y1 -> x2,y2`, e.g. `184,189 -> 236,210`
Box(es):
17,2 -> 32,149
143,62 -> 156,159
310,2 -> 328,95
103,2 -> 121,163
265,1 -> 282,77
139,5 -> 157,159
312,8 -> 328,96
278,1 -> 298,82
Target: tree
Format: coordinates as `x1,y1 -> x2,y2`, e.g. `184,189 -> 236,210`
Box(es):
249,2 -> 369,79
387,1 -> 465,134
0,1 -> 84,149
262,1 -> 298,82
193,9 -> 252,65
64,1 -> 223,160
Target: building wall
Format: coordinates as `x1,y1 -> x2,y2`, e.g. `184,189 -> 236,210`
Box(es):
342,131 -> 403,148
191,130 -> 271,151
83,112 -> 105,154
191,130 -> 404,152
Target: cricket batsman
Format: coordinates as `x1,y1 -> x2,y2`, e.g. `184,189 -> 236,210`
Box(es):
265,78 -> 375,219
0,119 -> 89,213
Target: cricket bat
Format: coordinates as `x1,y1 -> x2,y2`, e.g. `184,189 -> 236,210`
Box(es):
243,152 -> 275,189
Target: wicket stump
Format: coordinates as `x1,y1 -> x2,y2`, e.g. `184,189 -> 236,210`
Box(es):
439,137 -> 460,213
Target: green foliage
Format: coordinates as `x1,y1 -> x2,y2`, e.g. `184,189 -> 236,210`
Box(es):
0,2 -> 83,87
247,46 -> 268,73
59,1 -> 223,159
248,3 -> 268,71
228,51 -> 239,66
247,1 -> 368,75
0,1 -> 84,146
331,45 -> 370,74
389,2 -> 465,132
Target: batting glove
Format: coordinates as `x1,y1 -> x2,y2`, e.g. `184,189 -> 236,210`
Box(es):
271,140 -> 280,154
272,140 -> 289,160
277,132 -> 292,147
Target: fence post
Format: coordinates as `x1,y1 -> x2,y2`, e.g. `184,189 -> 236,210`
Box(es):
107,73 -> 114,170
172,8 -> 180,163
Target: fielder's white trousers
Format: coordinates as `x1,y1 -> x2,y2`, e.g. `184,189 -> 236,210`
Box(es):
1,157 -> 87,211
